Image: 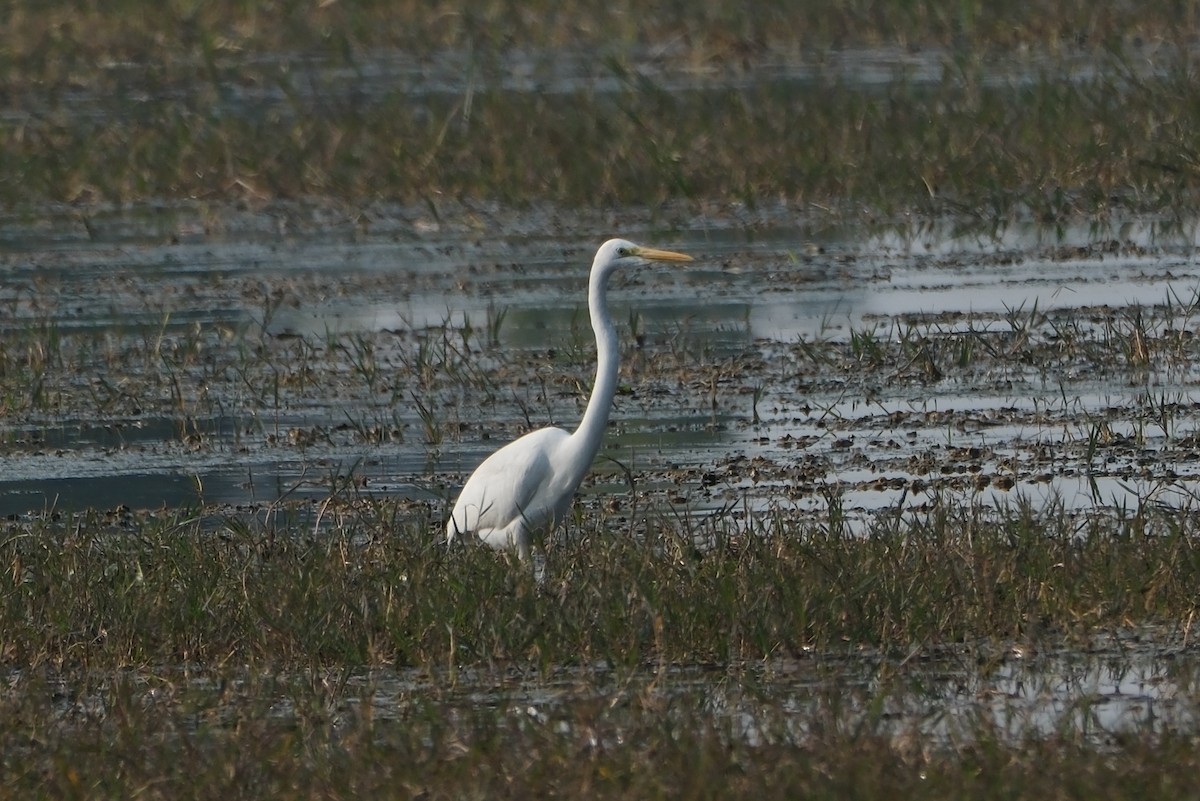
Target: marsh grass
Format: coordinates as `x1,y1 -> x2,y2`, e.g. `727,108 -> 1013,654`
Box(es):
6,659 -> 1200,800
9,6 -> 1200,794
8,66 -> 1200,217
3,497 -> 1197,673
5,4 -> 1200,216
3,498 -> 1200,798
0,2 -> 1191,74
2,305 -> 1199,796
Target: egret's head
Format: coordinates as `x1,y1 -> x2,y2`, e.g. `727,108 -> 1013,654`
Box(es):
593,238 -> 692,277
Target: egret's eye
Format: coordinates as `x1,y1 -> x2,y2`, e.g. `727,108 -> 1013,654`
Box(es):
617,247 -> 629,256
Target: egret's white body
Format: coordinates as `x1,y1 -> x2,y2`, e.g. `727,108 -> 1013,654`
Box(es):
446,239 -> 692,560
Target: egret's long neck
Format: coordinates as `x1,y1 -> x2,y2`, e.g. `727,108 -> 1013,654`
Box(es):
569,263 -> 619,477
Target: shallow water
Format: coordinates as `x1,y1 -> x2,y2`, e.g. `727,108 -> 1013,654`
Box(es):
2,209 -> 1200,526
31,629 -> 1194,749
6,38 -> 1200,747
438,634 -> 1200,747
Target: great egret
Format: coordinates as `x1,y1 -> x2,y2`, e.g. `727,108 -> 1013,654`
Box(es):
446,238 -> 692,560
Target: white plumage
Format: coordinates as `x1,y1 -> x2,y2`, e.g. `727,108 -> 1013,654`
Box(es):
446,238 -> 692,560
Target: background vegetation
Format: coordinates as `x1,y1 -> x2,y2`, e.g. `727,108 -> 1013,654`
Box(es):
2,1 -> 1200,216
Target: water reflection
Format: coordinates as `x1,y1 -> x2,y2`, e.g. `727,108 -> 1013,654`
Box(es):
1,211 -> 1200,521
320,635 -> 1200,746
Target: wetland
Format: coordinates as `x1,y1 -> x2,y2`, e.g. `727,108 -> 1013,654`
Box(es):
4,3 -> 1200,799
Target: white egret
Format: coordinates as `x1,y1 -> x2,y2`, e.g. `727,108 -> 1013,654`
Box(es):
446,238 -> 692,560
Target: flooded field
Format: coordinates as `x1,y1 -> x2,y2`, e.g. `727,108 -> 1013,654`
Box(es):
4,207 -> 1200,526
18,628 -> 1197,758
6,7 -> 1200,793
4,205 -> 1200,753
